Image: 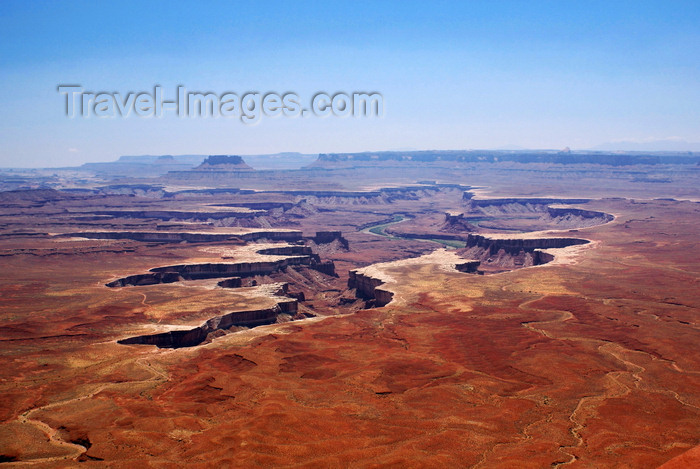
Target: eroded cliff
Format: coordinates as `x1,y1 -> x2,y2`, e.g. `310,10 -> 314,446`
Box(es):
118,285 -> 297,348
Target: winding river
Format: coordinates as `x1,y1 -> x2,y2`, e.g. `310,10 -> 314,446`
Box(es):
360,214 -> 466,249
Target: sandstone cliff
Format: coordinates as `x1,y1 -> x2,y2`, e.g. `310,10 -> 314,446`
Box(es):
118,295 -> 297,348
347,271 -> 394,307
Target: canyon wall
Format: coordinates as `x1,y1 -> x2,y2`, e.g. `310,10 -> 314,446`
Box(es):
311,231 -> 349,249
347,271 -> 394,307
465,234 -> 589,254
217,277 -> 242,288
459,234 -> 583,271
63,230 -> 303,243
547,207 -> 614,223
90,210 -> 262,221
118,299 -> 297,348
106,272 -> 182,288
108,249 -> 336,287
464,196 -> 590,207
150,257 -> 317,280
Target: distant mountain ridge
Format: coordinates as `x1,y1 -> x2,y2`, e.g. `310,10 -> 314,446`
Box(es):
113,152 -> 316,170
305,150 -> 700,168
589,139 -> 700,152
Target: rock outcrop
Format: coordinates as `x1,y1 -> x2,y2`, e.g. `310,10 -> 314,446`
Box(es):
106,272 -> 182,288
88,209 -> 262,221
255,245 -> 313,256
148,257 -> 322,280
464,234 -> 589,254
217,277 -> 242,288
455,260 -> 481,273
118,298 -> 297,348
312,231 -> 349,248
457,234 -> 586,272
347,271 -> 394,307
464,197 -> 590,215
451,197 -> 614,231
545,207 -> 614,228
441,213 -> 477,233
194,155 -> 254,171
107,244 -> 336,287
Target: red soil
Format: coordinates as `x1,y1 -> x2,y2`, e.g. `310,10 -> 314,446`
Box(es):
0,193 -> 698,467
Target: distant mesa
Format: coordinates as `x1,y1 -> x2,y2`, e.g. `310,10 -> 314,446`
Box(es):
195,155 -> 254,171
304,150 -> 700,168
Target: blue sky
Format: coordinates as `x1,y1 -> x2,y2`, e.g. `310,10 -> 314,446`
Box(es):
1,0 -> 699,167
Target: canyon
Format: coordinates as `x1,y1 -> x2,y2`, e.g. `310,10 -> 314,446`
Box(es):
0,153 -> 699,467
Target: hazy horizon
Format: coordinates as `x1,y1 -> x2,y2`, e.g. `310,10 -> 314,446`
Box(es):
1,1 -> 699,167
